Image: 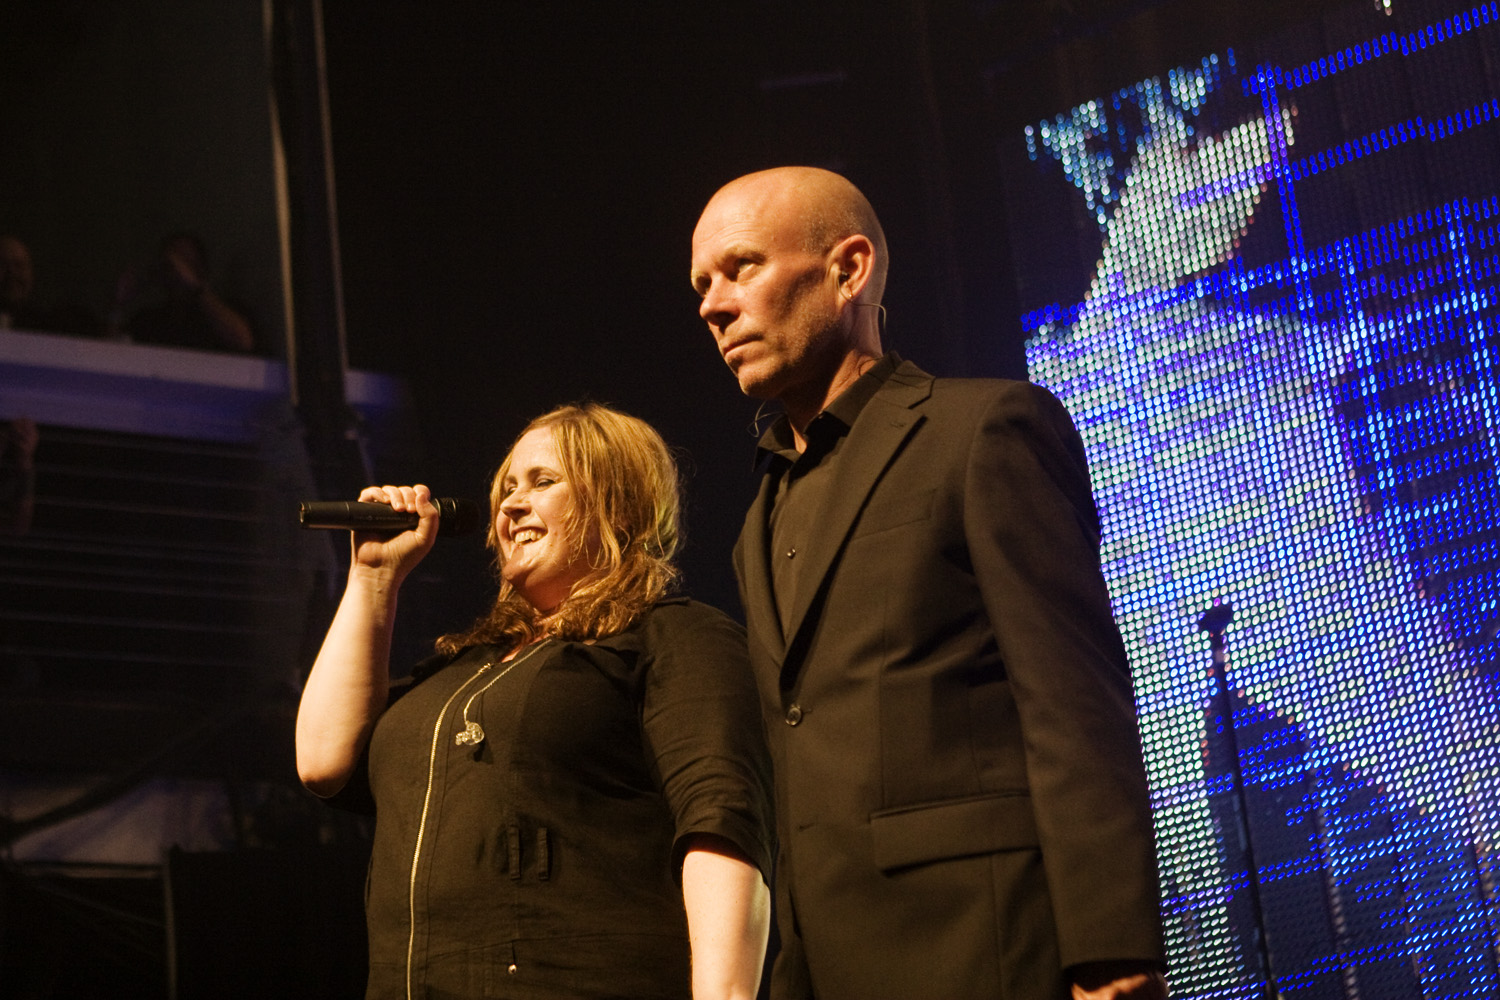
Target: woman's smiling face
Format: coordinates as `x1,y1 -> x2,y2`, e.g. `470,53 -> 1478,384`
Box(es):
496,427 -> 597,612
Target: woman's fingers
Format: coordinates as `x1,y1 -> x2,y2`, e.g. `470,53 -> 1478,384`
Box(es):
357,484 -> 434,515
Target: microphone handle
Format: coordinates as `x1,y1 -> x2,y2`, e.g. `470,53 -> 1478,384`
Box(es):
298,498 -> 482,536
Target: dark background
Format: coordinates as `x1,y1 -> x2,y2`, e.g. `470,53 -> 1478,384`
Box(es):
321,0 -> 1022,625
315,0 -> 1340,628
0,0 -> 1344,628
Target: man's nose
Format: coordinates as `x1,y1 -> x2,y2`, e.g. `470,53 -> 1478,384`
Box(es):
699,281 -> 734,329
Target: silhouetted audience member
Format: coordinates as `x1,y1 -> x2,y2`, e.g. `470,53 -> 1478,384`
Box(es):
0,417 -> 37,536
0,415 -> 40,694
0,236 -> 40,331
109,232 -> 256,353
0,235 -> 99,336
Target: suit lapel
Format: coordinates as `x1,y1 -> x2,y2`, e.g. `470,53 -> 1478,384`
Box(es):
779,364 -> 933,679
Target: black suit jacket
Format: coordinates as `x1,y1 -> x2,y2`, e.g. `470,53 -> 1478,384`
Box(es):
735,361 -> 1165,999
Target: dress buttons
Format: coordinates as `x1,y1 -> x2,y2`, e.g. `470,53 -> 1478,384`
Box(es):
785,703 -> 803,726
786,547 -> 797,559
508,963 -> 518,975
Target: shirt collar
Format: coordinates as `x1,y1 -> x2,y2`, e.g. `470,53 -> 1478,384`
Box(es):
753,352 -> 901,468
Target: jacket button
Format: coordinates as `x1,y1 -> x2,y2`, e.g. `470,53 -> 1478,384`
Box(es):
785,704 -> 803,726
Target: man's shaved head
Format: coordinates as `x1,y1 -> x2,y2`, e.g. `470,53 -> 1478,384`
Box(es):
706,167 -> 888,304
691,166 -> 890,426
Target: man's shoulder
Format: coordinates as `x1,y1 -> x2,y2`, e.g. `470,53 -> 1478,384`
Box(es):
872,368 -> 1082,456
884,362 -> 1060,414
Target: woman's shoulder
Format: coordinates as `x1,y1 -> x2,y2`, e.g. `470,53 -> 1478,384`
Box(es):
593,596 -> 746,656
627,598 -> 756,697
637,595 -> 745,635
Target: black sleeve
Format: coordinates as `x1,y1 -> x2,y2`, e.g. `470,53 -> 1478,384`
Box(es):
637,601 -> 776,883
965,381 -> 1163,966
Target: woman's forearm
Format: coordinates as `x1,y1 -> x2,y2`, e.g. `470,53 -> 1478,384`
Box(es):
681,836 -> 770,1000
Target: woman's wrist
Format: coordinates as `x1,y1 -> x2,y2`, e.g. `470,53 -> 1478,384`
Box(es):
346,562 -> 406,602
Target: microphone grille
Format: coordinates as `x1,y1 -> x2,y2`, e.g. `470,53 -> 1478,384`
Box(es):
435,497 -> 484,536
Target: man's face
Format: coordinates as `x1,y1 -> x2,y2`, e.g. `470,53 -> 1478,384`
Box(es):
690,183 -> 843,402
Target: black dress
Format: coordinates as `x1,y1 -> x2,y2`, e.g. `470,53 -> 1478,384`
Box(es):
346,598 -> 774,1000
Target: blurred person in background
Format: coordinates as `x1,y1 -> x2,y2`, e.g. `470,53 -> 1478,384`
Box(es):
0,234 -> 98,335
108,231 -> 256,352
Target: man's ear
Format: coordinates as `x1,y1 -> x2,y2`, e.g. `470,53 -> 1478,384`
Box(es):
829,234 -> 876,300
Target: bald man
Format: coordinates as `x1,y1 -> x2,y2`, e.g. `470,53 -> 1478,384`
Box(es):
690,167 -> 1167,1000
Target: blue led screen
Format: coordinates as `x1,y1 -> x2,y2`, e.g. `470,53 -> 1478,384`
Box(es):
1004,1 -> 1500,996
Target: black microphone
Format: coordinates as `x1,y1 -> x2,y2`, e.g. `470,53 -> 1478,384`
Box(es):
298,497 -> 484,536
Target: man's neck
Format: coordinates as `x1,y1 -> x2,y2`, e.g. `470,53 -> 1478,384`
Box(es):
783,350 -> 883,452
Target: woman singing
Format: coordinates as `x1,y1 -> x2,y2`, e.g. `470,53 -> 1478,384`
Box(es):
296,403 -> 773,999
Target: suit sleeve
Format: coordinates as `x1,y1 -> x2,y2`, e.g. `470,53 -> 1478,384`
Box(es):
964,381 -> 1166,969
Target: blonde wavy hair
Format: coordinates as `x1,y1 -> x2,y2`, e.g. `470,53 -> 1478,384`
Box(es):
434,402 -> 682,654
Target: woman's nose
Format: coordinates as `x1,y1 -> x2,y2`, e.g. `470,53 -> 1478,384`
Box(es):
500,491 -> 528,519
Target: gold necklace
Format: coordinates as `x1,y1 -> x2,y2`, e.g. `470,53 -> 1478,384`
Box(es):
453,639 -> 548,747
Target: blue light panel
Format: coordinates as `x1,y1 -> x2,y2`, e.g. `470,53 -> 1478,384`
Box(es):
1010,1 -> 1500,996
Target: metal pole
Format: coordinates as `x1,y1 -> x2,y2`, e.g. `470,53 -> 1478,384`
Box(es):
266,0 -> 370,499
1199,603 -> 1282,1000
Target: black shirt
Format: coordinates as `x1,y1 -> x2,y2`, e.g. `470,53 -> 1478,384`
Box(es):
342,598 -> 774,1000
755,353 -> 899,637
